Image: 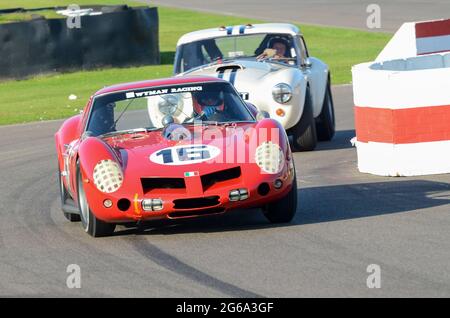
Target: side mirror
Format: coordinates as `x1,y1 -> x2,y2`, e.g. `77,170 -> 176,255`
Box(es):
256,111 -> 270,121
81,131 -> 94,140
245,102 -> 258,116
301,57 -> 312,68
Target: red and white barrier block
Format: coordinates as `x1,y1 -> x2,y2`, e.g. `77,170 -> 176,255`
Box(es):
376,18 -> 450,61
352,19 -> 450,176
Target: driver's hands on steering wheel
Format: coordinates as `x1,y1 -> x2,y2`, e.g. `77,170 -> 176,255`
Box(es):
257,48 -> 279,61
188,106 -> 218,122
203,106 -> 217,117
257,48 -> 293,63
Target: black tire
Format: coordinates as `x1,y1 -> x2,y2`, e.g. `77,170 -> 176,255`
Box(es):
58,167 -> 81,222
316,80 -> 336,141
77,163 -> 116,237
290,88 -> 317,151
263,170 -> 298,223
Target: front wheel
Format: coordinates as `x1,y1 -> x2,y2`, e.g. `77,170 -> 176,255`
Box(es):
290,88 -> 317,152
316,80 -> 335,141
58,167 -> 81,222
263,171 -> 298,223
77,164 -> 116,237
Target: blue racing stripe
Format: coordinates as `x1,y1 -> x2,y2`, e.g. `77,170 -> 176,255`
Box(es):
229,68 -> 238,85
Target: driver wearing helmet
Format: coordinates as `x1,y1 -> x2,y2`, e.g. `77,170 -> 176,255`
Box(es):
269,38 -> 289,58
257,37 -> 290,62
193,91 -> 226,120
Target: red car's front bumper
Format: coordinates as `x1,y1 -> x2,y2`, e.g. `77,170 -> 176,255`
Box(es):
82,165 -> 295,223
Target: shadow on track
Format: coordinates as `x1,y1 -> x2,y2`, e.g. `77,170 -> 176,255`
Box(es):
315,129 -> 355,151
113,179 -> 450,236
297,179 -> 450,225
288,129 -> 355,152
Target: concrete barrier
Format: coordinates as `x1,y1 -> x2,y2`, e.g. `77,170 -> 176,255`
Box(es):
376,18 -> 450,61
0,6 -> 159,80
352,19 -> 450,176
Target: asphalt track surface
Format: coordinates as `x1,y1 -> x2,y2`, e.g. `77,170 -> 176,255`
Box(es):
0,85 -> 449,297
147,0 -> 450,32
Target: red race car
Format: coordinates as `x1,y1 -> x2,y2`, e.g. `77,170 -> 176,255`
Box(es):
55,76 -> 297,237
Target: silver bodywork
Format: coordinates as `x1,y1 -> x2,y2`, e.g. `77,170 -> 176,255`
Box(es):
174,23 -> 330,130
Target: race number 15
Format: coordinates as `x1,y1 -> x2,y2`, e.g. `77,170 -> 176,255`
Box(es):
155,145 -> 211,164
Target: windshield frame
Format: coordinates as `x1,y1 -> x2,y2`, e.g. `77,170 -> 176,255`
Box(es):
174,33 -> 301,74
83,80 -> 257,136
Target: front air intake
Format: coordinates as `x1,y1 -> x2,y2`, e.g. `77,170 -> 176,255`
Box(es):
141,178 -> 186,194
173,196 -> 220,209
201,167 -> 241,191
168,207 -> 225,219
216,64 -> 244,73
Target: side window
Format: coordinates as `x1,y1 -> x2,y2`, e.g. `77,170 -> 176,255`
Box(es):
295,35 -> 310,67
201,45 -> 212,63
299,36 -> 309,58
81,98 -> 92,131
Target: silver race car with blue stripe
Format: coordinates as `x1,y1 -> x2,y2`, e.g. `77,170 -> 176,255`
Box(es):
173,23 -> 335,151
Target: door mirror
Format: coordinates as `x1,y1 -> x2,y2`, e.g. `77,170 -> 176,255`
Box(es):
245,102 -> 258,116
81,131 -> 94,140
301,57 -> 312,68
256,111 -> 270,121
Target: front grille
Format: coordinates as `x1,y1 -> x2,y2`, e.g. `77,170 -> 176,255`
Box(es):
173,196 -> 220,209
168,207 -> 225,219
201,167 -> 241,191
141,177 -> 186,194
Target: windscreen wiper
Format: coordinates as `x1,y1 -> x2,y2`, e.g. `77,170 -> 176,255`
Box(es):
99,127 -> 156,138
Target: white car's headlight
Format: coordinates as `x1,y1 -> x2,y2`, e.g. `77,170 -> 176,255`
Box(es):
93,159 -> 123,193
255,141 -> 285,174
158,94 -> 180,115
272,83 -> 292,104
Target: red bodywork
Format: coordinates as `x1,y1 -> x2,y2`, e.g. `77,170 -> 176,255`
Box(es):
55,76 -> 295,223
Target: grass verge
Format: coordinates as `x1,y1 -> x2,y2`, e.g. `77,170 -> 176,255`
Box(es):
0,2 -> 391,125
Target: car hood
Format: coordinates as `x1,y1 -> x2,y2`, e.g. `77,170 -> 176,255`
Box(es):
102,123 -> 256,177
183,60 -> 287,83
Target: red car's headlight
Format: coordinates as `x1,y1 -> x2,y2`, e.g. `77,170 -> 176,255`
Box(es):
93,159 -> 123,193
254,141 -> 285,174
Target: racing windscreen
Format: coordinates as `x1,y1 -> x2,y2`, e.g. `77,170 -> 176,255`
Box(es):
174,33 -> 298,74
86,81 -> 255,136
